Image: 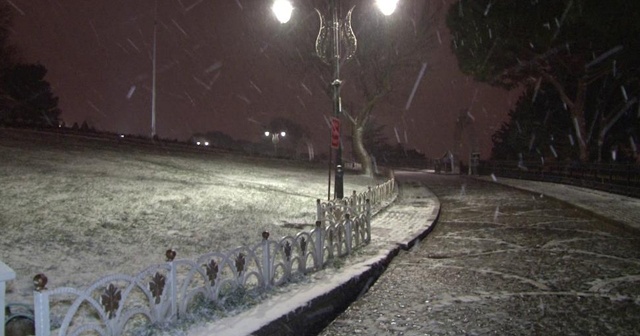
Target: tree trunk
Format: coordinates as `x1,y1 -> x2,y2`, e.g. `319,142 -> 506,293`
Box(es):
352,121 -> 373,177
572,81 -> 590,161
543,74 -> 590,162
597,138 -> 604,163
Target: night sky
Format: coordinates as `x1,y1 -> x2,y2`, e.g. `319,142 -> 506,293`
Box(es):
9,0 -> 520,160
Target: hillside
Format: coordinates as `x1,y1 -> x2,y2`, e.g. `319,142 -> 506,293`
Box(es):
0,128 -> 378,305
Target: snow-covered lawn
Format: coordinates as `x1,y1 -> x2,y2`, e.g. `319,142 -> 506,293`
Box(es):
0,128 -> 379,308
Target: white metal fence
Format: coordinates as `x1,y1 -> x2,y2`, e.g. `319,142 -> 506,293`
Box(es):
2,178 -> 395,336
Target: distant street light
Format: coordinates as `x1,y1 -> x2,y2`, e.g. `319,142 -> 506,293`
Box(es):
273,0 -> 398,200
265,130 -> 287,155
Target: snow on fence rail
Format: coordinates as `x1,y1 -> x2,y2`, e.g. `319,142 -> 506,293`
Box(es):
1,178 -> 395,336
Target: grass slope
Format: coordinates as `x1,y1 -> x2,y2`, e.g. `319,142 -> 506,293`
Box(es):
0,128 -> 377,305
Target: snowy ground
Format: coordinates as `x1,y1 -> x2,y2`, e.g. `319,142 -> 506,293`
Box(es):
0,129 -> 380,310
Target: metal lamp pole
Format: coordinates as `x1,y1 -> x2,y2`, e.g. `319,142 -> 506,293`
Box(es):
316,0 -> 357,199
330,0 -> 344,200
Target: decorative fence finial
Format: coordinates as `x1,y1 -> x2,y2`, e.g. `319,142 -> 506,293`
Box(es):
33,273 -> 48,291
236,253 -> 246,274
149,273 -> 166,304
204,260 -> 219,286
283,242 -> 292,261
165,249 -> 176,262
300,237 -> 307,255
101,284 -> 122,319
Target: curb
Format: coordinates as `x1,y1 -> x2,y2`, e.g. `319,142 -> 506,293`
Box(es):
253,249 -> 399,336
254,183 -> 441,335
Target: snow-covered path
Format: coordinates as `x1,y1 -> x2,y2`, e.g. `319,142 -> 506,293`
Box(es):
321,173 -> 640,335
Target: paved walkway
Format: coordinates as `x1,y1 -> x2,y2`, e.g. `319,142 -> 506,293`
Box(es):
320,172 -> 640,335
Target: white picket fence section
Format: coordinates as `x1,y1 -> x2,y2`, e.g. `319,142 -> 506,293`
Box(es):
2,178 -> 395,336
1,261 -> 16,336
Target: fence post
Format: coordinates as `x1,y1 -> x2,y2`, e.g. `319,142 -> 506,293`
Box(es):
33,273 -> 50,336
314,221 -> 324,271
316,199 -> 322,222
353,216 -> 360,248
164,249 -> 177,322
261,232 -> 271,288
1,261 -> 16,336
365,199 -> 372,243
350,191 -> 357,212
344,214 -> 353,254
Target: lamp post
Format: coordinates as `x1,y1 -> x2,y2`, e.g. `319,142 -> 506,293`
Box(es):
273,0 -> 397,199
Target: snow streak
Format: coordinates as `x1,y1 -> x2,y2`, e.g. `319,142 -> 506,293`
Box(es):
405,62 -> 428,111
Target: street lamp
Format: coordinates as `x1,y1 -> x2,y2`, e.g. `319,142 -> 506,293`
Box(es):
272,0 -> 398,200
265,130 -> 287,155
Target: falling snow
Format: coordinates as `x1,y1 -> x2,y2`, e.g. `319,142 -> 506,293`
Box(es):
5,0 -> 25,16
483,2 -> 492,16
204,61 -> 223,73
405,62 -> 428,111
126,86 -> 136,99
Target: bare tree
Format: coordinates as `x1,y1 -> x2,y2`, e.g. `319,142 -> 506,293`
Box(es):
264,0 -> 440,175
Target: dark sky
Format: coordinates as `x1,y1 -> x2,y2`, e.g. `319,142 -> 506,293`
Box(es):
9,0 -> 520,160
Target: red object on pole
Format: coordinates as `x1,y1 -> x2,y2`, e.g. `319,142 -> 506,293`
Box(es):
331,117 -> 340,149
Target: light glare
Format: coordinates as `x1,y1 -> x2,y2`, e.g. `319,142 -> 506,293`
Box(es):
376,0 -> 398,15
264,131 -> 270,137
280,131 -> 286,137
272,0 -> 293,24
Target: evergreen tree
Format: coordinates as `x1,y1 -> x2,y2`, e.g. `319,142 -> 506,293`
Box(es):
0,3 -> 16,70
491,84 -> 574,162
448,0 -> 640,162
0,3 -> 17,120
1,63 -> 61,127
0,4 -> 61,128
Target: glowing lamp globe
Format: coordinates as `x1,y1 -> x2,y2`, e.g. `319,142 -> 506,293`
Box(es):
272,0 -> 293,24
376,0 -> 398,16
